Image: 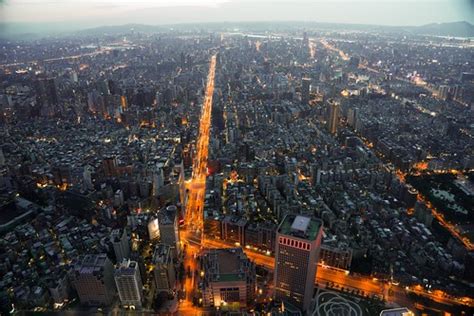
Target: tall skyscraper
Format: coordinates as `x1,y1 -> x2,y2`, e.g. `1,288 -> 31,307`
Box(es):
70,71 -> 78,83
301,78 -> 311,104
82,165 -> 94,191
437,85 -> 449,100
148,217 -> 160,240
302,31 -> 309,47
152,165 -> 164,197
158,205 -> 180,258
274,215 -> 323,313
302,32 -> 310,61
111,229 -> 131,263
35,77 -> 59,116
347,107 -> 359,131
327,99 -> 339,135
0,147 -> 5,166
72,254 -> 116,306
114,259 -> 144,308
152,244 -> 176,293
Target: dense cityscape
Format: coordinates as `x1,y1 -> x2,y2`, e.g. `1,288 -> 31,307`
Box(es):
0,16 -> 473,316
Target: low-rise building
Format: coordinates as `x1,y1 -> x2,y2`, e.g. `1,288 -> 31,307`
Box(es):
200,248 -> 256,309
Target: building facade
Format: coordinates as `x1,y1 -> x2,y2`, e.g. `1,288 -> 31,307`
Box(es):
114,259 -> 143,308
327,99 -> 339,135
274,215 -> 323,313
301,78 -> 311,105
320,244 -> 352,270
72,254 -> 116,306
153,244 -> 176,293
158,205 -> 180,258
111,228 -> 130,263
200,248 -> 255,310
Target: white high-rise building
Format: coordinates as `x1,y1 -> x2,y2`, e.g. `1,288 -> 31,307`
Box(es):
148,217 -> 160,240
114,259 -> 143,308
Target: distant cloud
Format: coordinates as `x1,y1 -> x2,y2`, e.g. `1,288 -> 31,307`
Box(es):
0,0 -> 472,25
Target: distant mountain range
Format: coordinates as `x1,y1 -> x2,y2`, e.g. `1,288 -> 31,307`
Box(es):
290,21 -> 474,38
0,21 -> 473,40
405,21 -> 474,37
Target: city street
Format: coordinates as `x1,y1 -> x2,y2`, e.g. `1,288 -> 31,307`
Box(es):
179,54 -> 217,315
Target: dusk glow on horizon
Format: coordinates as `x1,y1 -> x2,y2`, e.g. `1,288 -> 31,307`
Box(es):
0,0 -> 472,27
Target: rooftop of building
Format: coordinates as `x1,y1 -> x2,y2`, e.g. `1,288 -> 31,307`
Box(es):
115,259 -> 138,275
158,205 -> 177,225
111,228 -> 126,242
278,214 -> 322,241
74,253 -> 109,274
379,307 -> 414,316
202,248 -> 252,283
0,197 -> 36,226
152,243 -> 172,264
